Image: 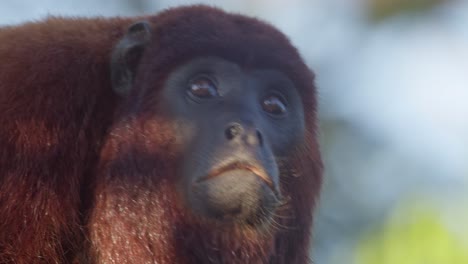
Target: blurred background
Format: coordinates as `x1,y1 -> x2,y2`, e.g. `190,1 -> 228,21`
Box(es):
1,0 -> 467,263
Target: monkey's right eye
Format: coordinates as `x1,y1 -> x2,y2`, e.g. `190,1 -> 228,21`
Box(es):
187,76 -> 219,99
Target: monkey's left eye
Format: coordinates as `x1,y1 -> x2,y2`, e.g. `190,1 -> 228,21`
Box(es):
262,94 -> 287,116
188,76 -> 219,99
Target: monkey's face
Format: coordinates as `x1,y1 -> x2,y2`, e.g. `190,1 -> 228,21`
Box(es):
111,21 -> 308,228
163,57 -> 305,227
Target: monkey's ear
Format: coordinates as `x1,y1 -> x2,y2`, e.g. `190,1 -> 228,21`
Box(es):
111,21 -> 151,96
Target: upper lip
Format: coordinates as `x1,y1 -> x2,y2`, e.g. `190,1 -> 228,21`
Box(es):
198,161 -> 274,189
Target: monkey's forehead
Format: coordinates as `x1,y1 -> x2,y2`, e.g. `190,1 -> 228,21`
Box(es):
139,5 -> 316,99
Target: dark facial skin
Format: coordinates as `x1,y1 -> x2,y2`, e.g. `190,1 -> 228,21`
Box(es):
162,57 -> 305,226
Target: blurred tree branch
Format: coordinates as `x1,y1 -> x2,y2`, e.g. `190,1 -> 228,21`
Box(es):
366,0 -> 448,22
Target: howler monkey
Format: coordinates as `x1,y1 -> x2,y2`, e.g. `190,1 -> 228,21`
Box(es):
0,5 -> 322,264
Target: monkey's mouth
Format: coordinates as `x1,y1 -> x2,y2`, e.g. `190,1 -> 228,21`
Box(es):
187,161 -> 282,225
189,161 -> 279,224
199,162 -> 274,190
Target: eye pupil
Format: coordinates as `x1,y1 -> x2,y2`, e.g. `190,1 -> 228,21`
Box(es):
188,77 -> 218,98
262,95 -> 287,115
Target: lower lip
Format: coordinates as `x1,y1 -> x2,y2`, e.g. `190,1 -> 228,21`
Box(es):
199,168 -> 273,190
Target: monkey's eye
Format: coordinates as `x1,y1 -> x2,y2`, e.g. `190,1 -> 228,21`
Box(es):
262,94 -> 287,116
188,76 -> 219,99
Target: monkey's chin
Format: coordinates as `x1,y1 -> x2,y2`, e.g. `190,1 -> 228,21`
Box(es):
188,169 -> 280,226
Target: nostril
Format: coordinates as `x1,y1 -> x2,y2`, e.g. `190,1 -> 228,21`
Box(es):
256,129 -> 263,146
225,123 -> 243,140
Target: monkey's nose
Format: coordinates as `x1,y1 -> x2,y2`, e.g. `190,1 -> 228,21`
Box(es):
224,123 -> 263,147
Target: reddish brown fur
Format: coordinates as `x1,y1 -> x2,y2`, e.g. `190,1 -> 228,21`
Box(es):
0,5 -> 322,264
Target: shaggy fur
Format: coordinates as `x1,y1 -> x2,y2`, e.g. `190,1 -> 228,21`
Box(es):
0,5 -> 322,264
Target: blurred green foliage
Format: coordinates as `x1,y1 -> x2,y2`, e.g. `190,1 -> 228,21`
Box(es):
367,0 -> 446,21
355,201 -> 468,264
